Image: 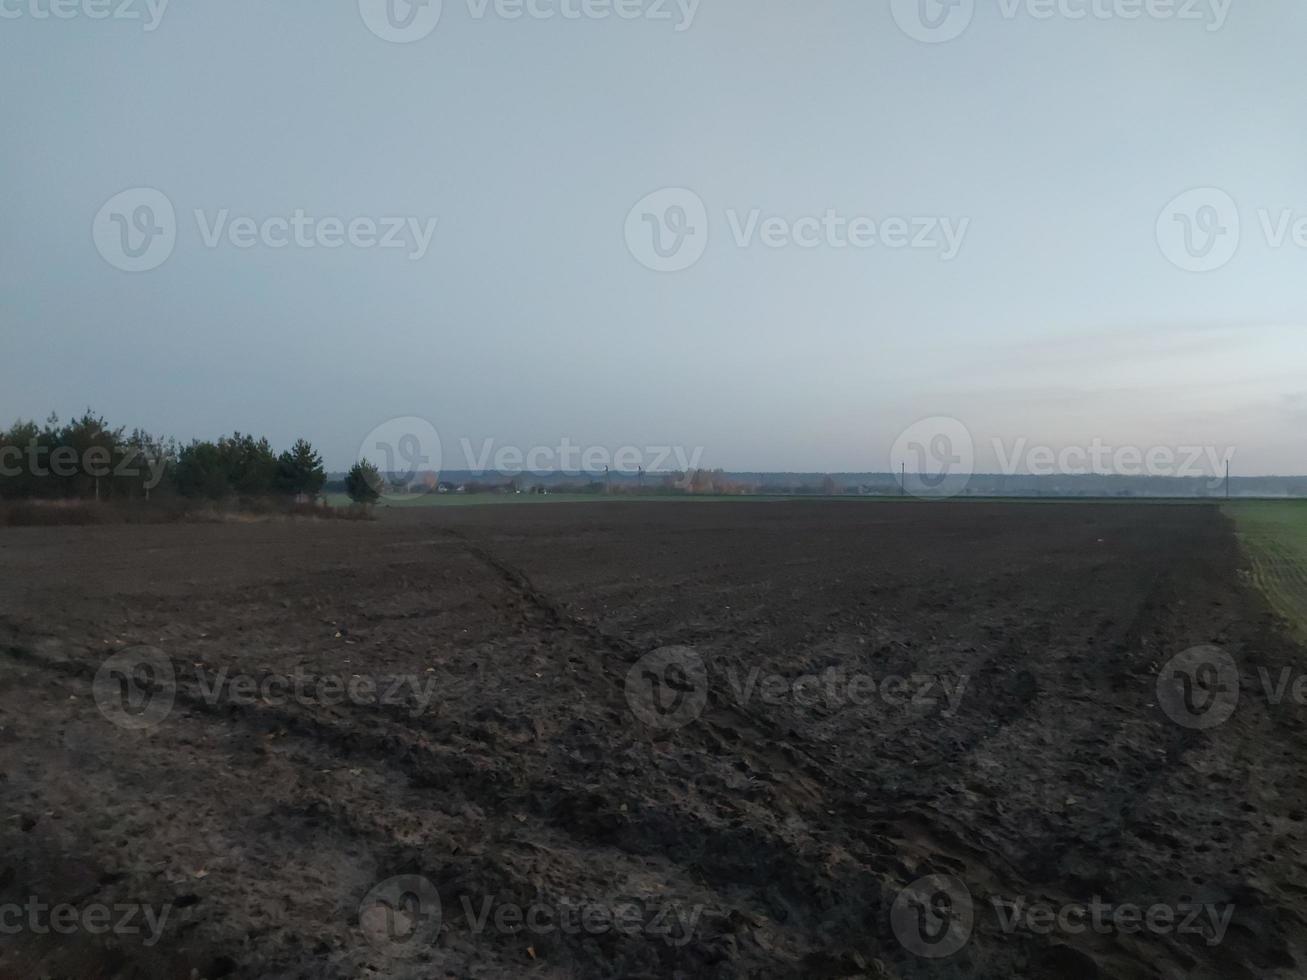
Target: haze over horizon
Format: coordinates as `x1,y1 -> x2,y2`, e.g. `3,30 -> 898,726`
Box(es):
3,0 -> 1305,476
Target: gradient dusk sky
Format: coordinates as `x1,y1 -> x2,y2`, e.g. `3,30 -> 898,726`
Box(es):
2,0 -> 1304,474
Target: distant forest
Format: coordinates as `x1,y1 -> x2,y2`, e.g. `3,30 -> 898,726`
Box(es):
352,469 -> 1307,499
3,411 -> 1303,505
0,411 -> 326,503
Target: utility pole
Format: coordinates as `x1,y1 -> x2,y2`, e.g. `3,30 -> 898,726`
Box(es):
605,465 -> 611,495
900,462 -> 906,498
1226,460 -> 1231,500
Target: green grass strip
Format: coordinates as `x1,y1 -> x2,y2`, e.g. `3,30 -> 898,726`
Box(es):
1226,500 -> 1307,642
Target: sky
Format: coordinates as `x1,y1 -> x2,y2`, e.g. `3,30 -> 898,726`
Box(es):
2,0 -> 1305,476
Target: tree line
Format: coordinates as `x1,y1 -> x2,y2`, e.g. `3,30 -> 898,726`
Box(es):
0,411 -> 339,503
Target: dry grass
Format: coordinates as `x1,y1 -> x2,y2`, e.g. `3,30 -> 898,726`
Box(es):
0,498 -> 372,528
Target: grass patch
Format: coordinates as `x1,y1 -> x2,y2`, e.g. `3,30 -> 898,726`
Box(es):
1226,500 -> 1307,641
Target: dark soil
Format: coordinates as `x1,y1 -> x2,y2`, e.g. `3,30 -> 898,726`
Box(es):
1,500 -> 1303,979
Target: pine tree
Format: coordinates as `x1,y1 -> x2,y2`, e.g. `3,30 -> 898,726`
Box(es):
277,439 -> 326,499
345,460 -> 382,505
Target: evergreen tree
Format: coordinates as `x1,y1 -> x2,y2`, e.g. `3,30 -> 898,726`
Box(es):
345,460 -> 382,505
276,439 -> 326,498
